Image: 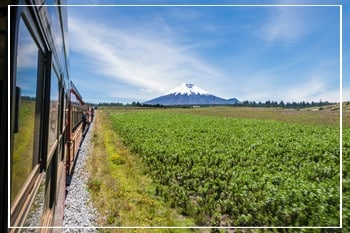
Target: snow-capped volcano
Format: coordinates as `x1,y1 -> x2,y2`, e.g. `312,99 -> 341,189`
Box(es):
165,83 -> 210,96
143,83 -> 239,106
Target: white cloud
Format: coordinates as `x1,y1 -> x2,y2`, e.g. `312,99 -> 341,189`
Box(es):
140,88 -> 153,93
283,79 -> 328,102
273,77 -> 340,103
234,70 -> 341,103
256,7 -> 309,44
68,14 -> 222,98
17,36 -> 38,68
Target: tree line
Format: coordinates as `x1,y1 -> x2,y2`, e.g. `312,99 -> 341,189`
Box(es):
236,100 -> 335,108
97,100 -> 336,109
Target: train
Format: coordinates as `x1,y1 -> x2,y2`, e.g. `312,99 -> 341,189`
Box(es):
6,1 -> 94,231
0,2 -> 7,233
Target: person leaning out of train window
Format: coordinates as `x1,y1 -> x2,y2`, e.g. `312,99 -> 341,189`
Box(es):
91,107 -> 94,121
82,111 -> 87,132
86,110 -> 90,123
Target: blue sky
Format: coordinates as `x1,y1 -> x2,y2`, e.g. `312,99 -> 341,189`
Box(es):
66,0 -> 349,104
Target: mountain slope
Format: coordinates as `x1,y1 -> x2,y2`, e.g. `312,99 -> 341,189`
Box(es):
143,83 -> 239,106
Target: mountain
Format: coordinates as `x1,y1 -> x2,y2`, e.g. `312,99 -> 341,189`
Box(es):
143,83 -> 239,106
227,98 -> 240,104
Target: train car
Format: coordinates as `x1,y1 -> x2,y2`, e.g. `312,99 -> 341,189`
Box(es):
8,1 -> 92,231
1,2 -> 8,233
66,81 -> 89,175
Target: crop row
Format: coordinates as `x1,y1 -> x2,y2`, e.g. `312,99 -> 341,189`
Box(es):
109,111 -> 346,227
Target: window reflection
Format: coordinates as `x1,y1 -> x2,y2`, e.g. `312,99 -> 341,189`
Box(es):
12,17 -> 40,202
71,94 -> 81,131
47,4 -> 65,67
47,68 -> 59,156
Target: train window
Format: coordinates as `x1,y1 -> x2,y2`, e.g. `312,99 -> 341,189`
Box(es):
47,3 -> 65,68
11,17 -> 41,202
47,67 -> 59,159
71,93 -> 82,131
58,84 -> 65,161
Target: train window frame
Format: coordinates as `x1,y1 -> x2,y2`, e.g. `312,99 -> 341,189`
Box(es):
58,80 -> 64,134
58,79 -> 66,162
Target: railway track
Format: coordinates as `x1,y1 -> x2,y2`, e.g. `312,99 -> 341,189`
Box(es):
63,119 -> 98,232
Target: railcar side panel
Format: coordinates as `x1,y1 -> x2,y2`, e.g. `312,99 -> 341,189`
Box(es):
9,1 -> 79,231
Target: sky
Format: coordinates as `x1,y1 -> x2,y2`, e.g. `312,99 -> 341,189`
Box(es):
66,0 -> 350,104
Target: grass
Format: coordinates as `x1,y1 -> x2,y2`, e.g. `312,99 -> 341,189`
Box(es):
163,106 -> 348,128
99,105 -> 350,128
86,109 -> 196,232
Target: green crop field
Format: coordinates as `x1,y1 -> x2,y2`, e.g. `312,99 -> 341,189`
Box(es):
103,107 -> 349,229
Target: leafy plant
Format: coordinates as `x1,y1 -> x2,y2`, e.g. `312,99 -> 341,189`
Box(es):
109,111 -> 345,227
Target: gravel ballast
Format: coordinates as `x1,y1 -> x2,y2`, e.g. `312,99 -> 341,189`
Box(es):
63,119 -> 99,232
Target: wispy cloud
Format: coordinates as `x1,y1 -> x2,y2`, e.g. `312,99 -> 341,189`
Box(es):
68,13 -> 221,98
283,79 -> 328,102
235,66 -> 340,103
17,35 -> 38,68
256,7 -> 310,44
237,80 -> 339,103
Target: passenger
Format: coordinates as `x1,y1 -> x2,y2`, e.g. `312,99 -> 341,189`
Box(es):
86,110 -> 90,123
91,107 -> 94,121
82,111 -> 87,132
